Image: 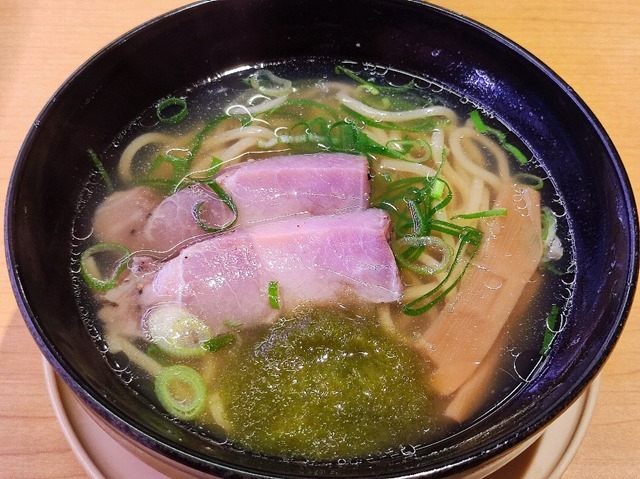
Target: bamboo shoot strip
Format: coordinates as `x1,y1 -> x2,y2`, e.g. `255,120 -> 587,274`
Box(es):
419,183 -> 543,396
445,272 -> 543,422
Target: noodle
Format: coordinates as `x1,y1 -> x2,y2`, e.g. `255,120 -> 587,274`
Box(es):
337,91 -> 458,123
118,132 -> 174,181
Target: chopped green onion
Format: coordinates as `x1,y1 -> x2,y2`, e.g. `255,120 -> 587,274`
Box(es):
335,66 -> 426,113
186,156 -> 224,181
169,157 -> 224,194
470,110 -> 529,164
541,208 -> 554,242
335,65 -> 380,95
151,152 -> 191,180
145,344 -> 172,366
193,181 -> 238,233
372,154 -> 482,315
87,149 -> 114,192
452,208 -> 508,220
469,110 -> 491,135
406,199 -> 428,236
504,143 -> 529,165
429,220 -> 482,246
402,227 -> 482,316
156,97 -> 188,124
540,305 -> 560,356
203,333 -> 236,352
429,178 -> 446,200
514,173 -> 545,190
80,242 -> 130,292
155,365 -> 206,421
268,281 -> 281,309
147,305 -> 211,357
393,235 -> 453,275
189,114 -> 234,160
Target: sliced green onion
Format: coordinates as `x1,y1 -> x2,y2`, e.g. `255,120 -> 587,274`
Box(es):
428,219 -> 482,246
155,365 -> 206,421
202,333 -> 236,352
385,139 -> 432,161
335,65 -> 429,114
402,227 -> 482,316
80,242 -> 130,292
170,157 -> 224,193
393,235 -> 453,275
429,178 -> 446,200
541,207 -> 555,242
193,181 -> 238,233
469,110 -> 491,135
406,199 -> 427,236
249,70 -> 293,97
335,65 -> 380,95
189,114 -> 233,160
470,110 -> 529,164
514,173 -> 545,190
504,143 -> 529,165
268,281 -> 281,309
145,344 -> 172,366
87,149 -> 114,192
540,305 -> 560,356
452,208 -> 508,220
182,157 -> 224,182
157,97 -> 188,124
151,152 -> 191,180
541,206 -> 564,262
146,305 -> 211,357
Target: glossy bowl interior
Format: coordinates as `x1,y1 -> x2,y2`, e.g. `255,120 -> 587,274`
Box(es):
5,0 -> 638,477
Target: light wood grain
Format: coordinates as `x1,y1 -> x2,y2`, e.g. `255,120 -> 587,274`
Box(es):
1,1 -> 638,478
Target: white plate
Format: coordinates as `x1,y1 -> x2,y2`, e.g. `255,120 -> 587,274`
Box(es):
44,359 -> 599,479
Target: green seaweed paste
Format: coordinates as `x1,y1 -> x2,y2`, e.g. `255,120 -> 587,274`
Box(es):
216,307 -> 436,460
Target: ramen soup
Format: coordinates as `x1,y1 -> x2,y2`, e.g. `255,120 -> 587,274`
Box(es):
72,62 -> 573,462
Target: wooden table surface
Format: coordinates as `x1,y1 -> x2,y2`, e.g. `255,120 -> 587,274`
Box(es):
1,1 -> 639,478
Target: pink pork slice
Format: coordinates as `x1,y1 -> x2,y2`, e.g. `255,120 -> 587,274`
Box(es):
139,208 -> 401,332
94,153 -> 370,255
215,152 -> 370,223
144,152 -> 370,253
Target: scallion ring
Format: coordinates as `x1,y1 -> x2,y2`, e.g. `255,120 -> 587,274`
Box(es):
157,97 -> 188,124
79,242 -> 130,292
155,365 -> 207,421
146,305 -> 212,357
394,235 -> 453,275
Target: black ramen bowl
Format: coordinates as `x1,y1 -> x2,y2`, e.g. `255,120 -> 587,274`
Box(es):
5,0 -> 638,477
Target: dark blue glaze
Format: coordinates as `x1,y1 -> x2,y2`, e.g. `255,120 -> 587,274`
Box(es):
5,0 -> 638,477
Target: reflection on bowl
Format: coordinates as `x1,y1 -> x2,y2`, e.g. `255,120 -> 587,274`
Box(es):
5,0 -> 638,478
